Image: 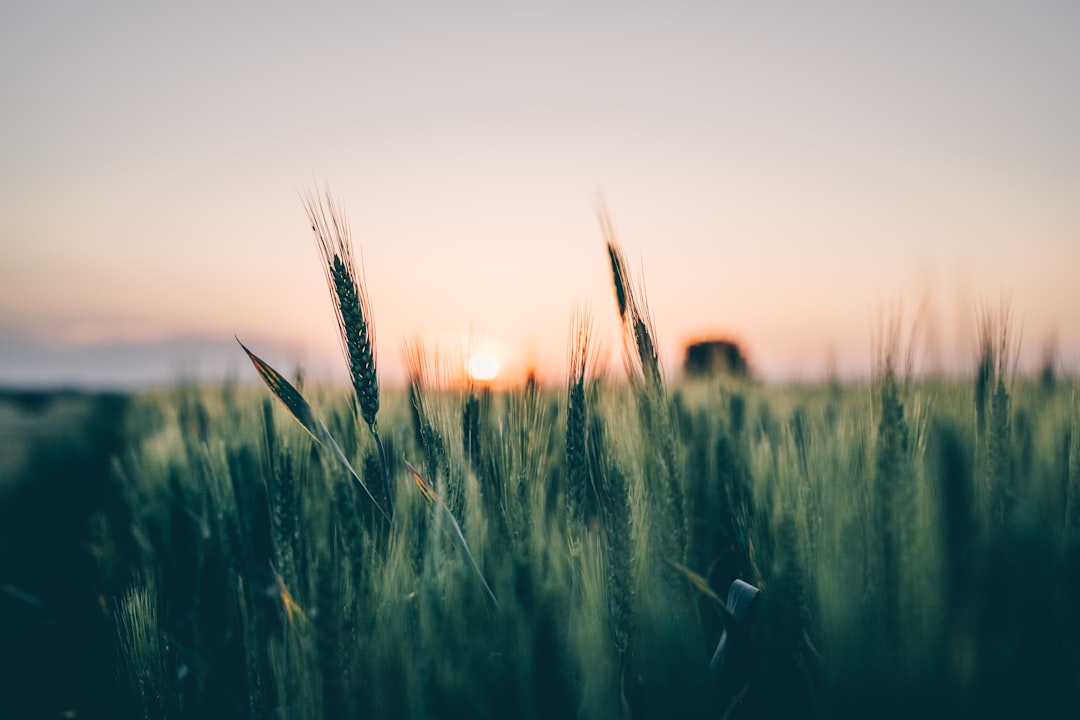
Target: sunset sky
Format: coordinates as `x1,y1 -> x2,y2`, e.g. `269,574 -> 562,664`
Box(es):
2,1 -> 1078,388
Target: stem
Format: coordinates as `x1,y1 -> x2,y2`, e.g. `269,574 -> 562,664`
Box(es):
374,429 -> 393,520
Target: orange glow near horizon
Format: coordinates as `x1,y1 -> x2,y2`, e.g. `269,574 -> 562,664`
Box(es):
467,352 -> 500,382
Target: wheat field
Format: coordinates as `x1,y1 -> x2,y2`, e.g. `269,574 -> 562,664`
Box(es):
2,195 -> 1078,719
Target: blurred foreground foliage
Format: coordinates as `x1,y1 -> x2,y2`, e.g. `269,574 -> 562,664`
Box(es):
2,374 -> 1079,719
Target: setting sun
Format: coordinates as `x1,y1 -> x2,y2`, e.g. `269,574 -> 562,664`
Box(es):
468,352 -> 500,382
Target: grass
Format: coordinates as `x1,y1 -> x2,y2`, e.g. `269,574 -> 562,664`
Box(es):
2,196 -> 1078,718
78,371 -> 1078,719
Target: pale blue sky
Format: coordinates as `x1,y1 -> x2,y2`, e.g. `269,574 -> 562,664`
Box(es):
1,1 -> 1078,386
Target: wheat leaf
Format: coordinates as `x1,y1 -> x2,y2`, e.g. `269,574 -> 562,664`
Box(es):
404,459 -> 498,606
237,337 -> 388,521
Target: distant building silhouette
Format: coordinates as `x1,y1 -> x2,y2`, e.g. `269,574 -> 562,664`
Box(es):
684,340 -> 749,378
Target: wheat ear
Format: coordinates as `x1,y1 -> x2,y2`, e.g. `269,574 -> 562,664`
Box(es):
302,187 -> 393,518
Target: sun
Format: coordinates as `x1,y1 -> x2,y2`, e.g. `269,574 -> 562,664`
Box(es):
468,352 -> 500,382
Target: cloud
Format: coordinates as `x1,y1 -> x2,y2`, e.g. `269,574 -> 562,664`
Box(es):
0,330 -> 293,390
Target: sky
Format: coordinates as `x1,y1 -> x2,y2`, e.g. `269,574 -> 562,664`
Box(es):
1,0 -> 1078,389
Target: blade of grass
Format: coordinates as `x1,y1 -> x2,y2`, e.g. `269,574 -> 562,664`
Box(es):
237,337 -> 388,522
404,458 -> 498,607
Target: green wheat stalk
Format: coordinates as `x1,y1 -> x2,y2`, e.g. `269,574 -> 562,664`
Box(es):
599,209 -> 686,563
597,201 -> 662,391
565,309 -> 597,540
117,585 -> 169,719
302,187 -> 393,519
